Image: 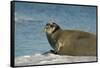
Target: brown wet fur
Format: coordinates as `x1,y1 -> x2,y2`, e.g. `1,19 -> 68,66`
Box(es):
45,23 -> 96,56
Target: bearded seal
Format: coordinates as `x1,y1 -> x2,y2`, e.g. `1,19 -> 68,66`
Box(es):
44,22 -> 96,56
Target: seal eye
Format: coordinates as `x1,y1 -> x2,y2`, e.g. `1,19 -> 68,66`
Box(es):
50,25 -> 54,28
46,23 -> 54,28
52,22 -> 56,25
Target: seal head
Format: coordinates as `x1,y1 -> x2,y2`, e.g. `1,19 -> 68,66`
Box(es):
44,22 -> 60,34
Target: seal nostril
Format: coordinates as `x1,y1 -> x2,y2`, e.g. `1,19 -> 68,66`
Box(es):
46,24 -> 48,26
46,23 -> 50,26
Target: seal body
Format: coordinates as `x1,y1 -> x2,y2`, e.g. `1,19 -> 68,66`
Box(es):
44,22 -> 96,56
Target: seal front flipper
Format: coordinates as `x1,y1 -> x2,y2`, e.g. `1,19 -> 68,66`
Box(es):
55,41 -> 64,54
50,50 -> 57,54
42,50 -> 57,55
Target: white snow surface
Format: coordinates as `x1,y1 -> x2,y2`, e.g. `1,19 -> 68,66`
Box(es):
15,53 -> 96,66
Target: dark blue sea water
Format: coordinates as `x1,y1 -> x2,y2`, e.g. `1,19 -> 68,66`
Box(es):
15,21 -> 52,57
15,2 -> 96,57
